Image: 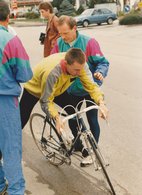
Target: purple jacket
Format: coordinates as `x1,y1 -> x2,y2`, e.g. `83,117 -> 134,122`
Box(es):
0,25 -> 33,96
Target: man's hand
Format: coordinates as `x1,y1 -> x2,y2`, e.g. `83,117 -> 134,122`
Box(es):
98,101 -> 109,120
55,115 -> 64,135
94,72 -> 104,81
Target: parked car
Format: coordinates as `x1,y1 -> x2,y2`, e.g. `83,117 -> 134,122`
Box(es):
75,8 -> 117,27
16,10 -> 27,18
10,10 -> 27,18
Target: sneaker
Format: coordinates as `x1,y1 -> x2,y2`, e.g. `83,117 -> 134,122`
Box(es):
80,155 -> 93,167
0,184 -> 8,195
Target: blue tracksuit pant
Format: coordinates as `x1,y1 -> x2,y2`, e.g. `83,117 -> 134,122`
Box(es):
0,96 -> 25,195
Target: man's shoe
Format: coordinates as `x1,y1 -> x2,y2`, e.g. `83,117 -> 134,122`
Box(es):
80,155 -> 93,167
0,184 -> 8,195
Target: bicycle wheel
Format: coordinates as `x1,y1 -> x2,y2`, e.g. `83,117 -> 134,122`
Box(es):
85,132 -> 116,195
30,113 -> 70,166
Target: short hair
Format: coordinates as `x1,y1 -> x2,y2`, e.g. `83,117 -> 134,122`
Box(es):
58,15 -> 77,29
65,48 -> 86,65
0,0 -> 10,21
39,2 -> 53,13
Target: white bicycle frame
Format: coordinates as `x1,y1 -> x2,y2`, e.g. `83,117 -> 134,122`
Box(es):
59,100 -> 109,169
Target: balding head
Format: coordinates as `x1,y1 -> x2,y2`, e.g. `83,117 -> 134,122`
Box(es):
58,15 -> 77,29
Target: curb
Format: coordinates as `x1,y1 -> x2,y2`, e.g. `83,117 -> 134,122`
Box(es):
12,22 -> 46,27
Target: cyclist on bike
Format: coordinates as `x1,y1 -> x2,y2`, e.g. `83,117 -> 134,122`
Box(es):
20,48 -> 108,166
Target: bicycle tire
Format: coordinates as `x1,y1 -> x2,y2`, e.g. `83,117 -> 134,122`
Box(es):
30,113 -> 69,166
87,134 -> 116,195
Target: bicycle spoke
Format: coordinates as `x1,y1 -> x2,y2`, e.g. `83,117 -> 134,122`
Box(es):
30,113 -> 70,166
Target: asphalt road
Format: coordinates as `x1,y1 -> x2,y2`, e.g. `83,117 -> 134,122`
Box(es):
14,21 -> 142,195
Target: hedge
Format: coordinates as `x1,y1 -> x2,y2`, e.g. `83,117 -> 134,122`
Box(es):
119,13 -> 142,25
25,12 -> 40,19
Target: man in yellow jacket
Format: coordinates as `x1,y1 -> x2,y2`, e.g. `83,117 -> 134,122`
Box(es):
20,48 -> 108,165
20,48 -> 107,128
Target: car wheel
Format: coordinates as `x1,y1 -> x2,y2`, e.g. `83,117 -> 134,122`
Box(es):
83,20 -> 89,27
107,18 -> 113,25
97,23 -> 101,25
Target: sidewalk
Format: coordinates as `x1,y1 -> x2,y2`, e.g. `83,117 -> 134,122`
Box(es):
23,160 -> 55,195
10,19 -> 46,27
22,127 -> 56,195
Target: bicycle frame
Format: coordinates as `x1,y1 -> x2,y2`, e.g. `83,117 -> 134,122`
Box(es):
60,103 -> 116,195
30,101 -> 116,195
60,104 -> 107,165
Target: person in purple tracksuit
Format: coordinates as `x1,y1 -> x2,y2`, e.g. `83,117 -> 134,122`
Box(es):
0,1 -> 33,194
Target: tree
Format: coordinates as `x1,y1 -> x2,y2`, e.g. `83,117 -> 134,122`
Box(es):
57,0 -> 76,16
52,0 -> 63,10
69,0 -> 76,6
87,0 -> 96,8
52,0 -> 76,9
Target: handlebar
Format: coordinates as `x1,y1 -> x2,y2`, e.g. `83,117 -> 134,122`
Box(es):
62,105 -> 99,123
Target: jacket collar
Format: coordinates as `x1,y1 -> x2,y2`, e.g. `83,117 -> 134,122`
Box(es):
60,59 -> 67,74
0,25 -> 8,31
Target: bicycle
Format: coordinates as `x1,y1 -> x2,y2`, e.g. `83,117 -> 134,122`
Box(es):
30,100 -> 116,195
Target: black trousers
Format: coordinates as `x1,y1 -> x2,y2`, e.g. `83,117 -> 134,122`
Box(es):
20,89 -> 39,129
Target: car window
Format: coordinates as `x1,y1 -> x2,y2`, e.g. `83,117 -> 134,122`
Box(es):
97,9 -> 103,15
92,10 -> 98,15
102,9 -> 111,14
81,9 -> 93,15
